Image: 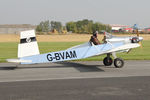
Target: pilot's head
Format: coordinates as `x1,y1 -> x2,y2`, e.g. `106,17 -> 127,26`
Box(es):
93,31 -> 98,37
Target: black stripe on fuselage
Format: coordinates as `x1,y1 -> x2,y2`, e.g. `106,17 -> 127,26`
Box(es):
20,37 -> 36,44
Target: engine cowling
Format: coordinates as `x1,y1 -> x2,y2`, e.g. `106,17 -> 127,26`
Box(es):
131,37 -> 140,43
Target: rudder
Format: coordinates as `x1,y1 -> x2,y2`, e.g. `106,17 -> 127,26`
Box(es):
18,30 -> 40,58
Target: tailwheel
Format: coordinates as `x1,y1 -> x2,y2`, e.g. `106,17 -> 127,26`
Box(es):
103,57 -> 113,66
114,58 -> 124,68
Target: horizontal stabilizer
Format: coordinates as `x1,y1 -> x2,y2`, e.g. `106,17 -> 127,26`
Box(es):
7,59 -> 32,63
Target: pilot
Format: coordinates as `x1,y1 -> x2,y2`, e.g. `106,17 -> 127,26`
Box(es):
90,31 -> 101,45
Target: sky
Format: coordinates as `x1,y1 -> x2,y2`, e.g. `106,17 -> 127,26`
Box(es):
0,0 -> 150,28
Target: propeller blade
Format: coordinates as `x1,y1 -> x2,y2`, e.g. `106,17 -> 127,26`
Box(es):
127,49 -> 132,54
135,28 -> 143,48
139,41 -> 143,48
136,29 -> 139,37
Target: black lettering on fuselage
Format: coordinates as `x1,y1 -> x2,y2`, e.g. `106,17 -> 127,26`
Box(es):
59,52 -> 65,59
47,54 -> 53,61
47,50 -> 77,62
70,51 -> 77,58
66,52 -> 71,59
55,53 -> 60,60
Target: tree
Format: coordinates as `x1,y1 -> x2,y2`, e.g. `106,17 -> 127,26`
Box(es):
43,20 -> 50,32
36,24 -> 42,32
92,22 -> 100,32
36,20 -> 50,33
66,22 -> 77,33
36,19 -> 112,34
36,20 -> 63,33
50,21 -> 62,33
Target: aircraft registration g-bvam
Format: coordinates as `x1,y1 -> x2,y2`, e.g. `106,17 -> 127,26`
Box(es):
7,30 -> 143,68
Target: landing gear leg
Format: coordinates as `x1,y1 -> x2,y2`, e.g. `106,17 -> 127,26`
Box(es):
103,53 -> 113,66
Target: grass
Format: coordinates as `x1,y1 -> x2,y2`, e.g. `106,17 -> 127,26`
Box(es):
0,41 -> 150,62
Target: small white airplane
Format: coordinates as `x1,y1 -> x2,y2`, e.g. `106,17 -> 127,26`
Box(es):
7,30 -> 143,68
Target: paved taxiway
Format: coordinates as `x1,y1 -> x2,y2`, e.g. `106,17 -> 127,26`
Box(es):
0,60 -> 150,82
0,60 -> 150,100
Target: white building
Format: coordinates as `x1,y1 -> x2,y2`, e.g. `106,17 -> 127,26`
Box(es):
110,24 -> 129,32
0,24 -> 36,34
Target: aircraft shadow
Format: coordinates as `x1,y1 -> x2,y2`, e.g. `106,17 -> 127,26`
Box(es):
0,62 -> 105,72
56,62 -> 105,72
0,66 -> 18,70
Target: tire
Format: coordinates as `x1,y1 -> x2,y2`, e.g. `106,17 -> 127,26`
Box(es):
114,58 -> 124,68
103,57 -> 113,66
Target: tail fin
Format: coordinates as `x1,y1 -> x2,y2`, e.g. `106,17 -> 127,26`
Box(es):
18,30 -> 40,58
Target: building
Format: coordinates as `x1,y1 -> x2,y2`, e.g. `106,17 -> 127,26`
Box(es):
0,24 -> 36,34
110,24 -> 130,32
123,28 -> 133,32
144,27 -> 150,33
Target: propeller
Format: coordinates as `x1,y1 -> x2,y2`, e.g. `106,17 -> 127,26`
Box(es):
133,24 -> 143,48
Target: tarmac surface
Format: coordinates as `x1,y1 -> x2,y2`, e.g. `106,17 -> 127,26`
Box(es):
0,60 -> 150,100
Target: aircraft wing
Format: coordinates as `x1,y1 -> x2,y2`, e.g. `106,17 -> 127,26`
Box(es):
20,42 -> 124,64
105,43 -> 140,53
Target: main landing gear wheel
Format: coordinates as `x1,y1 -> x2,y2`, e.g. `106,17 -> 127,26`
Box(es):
114,58 -> 124,68
103,57 -> 113,66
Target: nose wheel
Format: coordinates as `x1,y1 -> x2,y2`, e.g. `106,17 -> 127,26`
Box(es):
114,58 -> 124,68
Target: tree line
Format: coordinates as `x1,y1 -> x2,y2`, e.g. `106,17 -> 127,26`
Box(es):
36,20 -> 63,34
36,19 -> 111,34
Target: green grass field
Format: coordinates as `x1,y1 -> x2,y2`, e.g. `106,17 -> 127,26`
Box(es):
0,41 -> 150,62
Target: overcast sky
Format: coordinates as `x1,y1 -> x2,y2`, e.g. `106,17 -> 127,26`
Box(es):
0,0 -> 149,27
